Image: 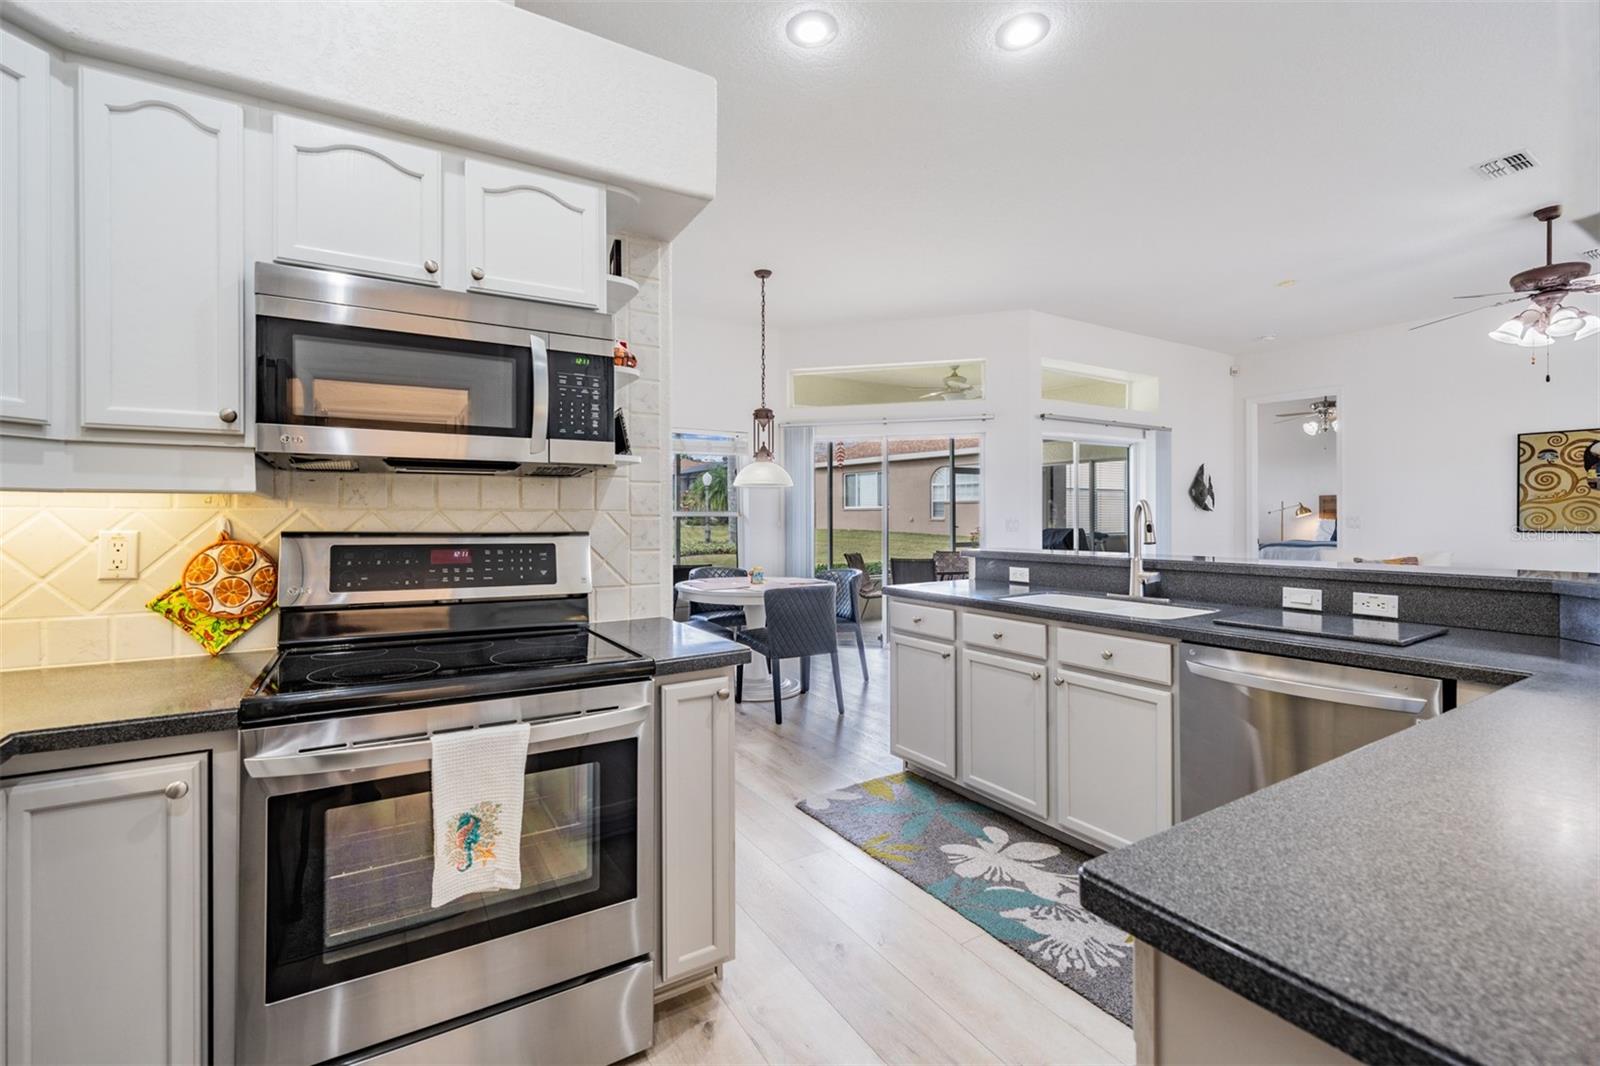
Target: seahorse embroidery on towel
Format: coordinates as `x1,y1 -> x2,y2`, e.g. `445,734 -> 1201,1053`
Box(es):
443,801 -> 503,871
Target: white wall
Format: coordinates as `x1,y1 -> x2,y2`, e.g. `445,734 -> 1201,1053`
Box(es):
1233,314 -> 1600,570
693,307 -> 1237,568
1256,398 -> 1340,544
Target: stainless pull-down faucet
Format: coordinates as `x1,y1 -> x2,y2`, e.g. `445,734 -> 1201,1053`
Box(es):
1109,499 -> 1164,602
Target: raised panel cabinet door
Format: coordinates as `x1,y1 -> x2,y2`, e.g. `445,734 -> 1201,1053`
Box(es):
273,113 -> 444,284
4,754 -> 207,1064
658,674 -> 735,983
888,634 -> 956,777
958,648 -> 1049,817
0,29 -> 50,425
79,68 -> 245,434
463,158 -> 603,308
1053,669 -> 1173,849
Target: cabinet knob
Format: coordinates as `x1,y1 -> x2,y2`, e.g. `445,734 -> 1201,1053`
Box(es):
1054,676 -> 1066,686
940,651 -> 952,660
470,267 -> 486,281
424,258 -> 440,274
163,781 -> 189,800
992,631 -> 1004,640
218,408 -> 238,424
716,688 -> 730,700
1101,650 -> 1114,661
1030,671 -> 1042,681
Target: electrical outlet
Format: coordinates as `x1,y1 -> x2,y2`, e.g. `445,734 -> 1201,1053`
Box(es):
97,529 -> 140,580
1281,586 -> 1323,611
1009,566 -> 1030,584
1352,591 -> 1399,619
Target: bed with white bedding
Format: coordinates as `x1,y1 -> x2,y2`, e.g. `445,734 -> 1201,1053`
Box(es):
1258,540 -> 1338,561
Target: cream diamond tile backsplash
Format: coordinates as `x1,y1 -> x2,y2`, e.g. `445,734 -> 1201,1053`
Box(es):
0,237 -> 673,671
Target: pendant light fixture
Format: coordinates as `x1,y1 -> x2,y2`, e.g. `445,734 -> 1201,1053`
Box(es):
732,268 -> 793,489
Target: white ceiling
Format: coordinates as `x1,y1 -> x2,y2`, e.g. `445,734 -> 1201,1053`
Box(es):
523,1 -> 1600,352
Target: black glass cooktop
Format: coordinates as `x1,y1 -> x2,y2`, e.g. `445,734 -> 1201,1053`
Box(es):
242,626 -> 653,724
1213,609 -> 1447,647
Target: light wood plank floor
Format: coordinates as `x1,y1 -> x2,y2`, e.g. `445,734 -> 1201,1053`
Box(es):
640,634 -> 1136,1065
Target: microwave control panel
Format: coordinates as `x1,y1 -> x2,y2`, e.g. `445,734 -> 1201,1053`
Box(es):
548,352 -> 613,441
329,543 -> 557,591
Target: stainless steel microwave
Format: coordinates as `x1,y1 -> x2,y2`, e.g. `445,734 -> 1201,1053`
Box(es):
254,262 -> 618,476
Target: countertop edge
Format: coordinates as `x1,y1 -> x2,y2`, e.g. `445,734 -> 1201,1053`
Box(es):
1078,873 -> 1468,1066
0,707 -> 240,763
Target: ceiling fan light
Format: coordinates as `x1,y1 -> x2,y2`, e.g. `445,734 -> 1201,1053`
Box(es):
1302,420 -> 1320,436
1572,313 -> 1600,341
1516,327 -> 1554,348
1545,305 -> 1586,337
1331,417 -> 1340,433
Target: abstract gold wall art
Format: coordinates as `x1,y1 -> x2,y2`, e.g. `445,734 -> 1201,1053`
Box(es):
1517,428 -> 1600,533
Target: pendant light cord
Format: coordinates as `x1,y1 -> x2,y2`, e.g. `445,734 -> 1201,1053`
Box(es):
759,272 -> 767,404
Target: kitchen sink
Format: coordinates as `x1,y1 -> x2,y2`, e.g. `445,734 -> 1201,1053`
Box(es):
1004,592 -> 1217,620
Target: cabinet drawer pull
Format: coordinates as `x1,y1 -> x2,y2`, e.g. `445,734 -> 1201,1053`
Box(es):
716,688 -> 730,700
163,781 -> 189,800
471,266 -> 486,281
1101,650 -> 1115,660
1054,676 -> 1066,686
992,631 -> 1004,640
912,616 -> 923,623
423,258 -> 440,274
1030,671 -> 1042,681
218,408 -> 238,424
940,651 -> 952,660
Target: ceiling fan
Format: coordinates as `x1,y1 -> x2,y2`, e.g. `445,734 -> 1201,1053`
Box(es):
920,365 -> 977,400
1411,204 -> 1600,346
1276,396 -> 1338,436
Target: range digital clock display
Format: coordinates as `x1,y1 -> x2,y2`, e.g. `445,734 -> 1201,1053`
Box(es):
429,548 -> 474,565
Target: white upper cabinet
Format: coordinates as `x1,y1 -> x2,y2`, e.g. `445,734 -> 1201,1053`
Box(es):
462,158 -> 603,308
0,29 -> 51,425
273,113 -> 444,284
78,67 -> 245,435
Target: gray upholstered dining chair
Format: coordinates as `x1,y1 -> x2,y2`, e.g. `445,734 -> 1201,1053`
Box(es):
888,557 -> 937,585
683,565 -> 747,630
817,568 -> 869,678
734,583 -> 843,725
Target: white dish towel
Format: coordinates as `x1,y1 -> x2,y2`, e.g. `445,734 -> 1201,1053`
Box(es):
430,721 -> 531,908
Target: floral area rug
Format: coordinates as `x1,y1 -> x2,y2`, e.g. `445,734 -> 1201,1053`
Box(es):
797,771 -> 1133,1024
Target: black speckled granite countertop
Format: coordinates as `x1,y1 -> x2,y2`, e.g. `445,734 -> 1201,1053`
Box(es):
1,619 -> 748,763
885,580 -> 1600,1066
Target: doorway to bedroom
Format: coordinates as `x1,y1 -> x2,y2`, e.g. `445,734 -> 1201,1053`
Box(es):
1249,393 -> 1341,561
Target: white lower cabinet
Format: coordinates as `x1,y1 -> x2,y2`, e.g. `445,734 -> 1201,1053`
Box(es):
958,647 -> 1049,818
657,674 -> 735,985
3,754 -> 208,1064
889,633 -> 958,776
1052,668 -> 1173,849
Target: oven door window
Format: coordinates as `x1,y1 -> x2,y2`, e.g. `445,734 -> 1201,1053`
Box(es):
258,317 -> 532,437
263,738 -> 636,1002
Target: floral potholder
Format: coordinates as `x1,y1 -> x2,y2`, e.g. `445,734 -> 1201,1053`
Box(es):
147,583 -> 273,656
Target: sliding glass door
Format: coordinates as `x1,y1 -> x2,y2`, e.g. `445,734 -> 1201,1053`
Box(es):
814,435 -> 982,580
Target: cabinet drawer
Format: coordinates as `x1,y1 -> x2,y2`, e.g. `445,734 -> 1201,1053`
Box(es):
1056,626 -> 1172,686
962,612 -> 1046,659
889,600 -> 955,641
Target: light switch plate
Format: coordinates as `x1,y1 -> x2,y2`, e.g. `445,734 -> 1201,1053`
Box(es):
1282,586 -> 1323,611
1352,591 -> 1399,618
1008,566 -> 1030,583
97,529 -> 140,580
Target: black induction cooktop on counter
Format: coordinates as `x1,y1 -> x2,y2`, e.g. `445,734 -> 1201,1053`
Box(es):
1212,608 -> 1447,647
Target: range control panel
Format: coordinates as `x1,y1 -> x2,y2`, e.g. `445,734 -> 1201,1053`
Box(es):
329,543 -> 557,592
548,351 -> 613,441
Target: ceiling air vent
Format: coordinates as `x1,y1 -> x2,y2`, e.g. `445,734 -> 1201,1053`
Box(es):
1584,248 -> 1600,261
1475,152 -> 1539,180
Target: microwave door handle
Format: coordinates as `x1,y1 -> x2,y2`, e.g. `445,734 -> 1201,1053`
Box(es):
530,334 -> 549,455
242,704 -> 649,780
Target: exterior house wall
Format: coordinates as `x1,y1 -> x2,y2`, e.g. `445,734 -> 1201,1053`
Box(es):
813,456 -> 980,540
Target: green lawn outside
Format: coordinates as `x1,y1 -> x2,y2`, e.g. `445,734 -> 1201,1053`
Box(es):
814,529 -> 975,575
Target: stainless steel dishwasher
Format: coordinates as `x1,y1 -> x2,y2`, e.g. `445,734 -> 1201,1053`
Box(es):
1177,644 -> 1442,821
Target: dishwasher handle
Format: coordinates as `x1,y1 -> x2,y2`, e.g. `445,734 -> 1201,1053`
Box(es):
1183,659 -> 1430,715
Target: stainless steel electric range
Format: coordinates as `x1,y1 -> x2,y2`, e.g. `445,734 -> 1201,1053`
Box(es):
237,532 -> 656,1065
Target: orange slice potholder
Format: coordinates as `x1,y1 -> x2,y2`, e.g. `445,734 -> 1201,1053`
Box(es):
181,535 -> 276,619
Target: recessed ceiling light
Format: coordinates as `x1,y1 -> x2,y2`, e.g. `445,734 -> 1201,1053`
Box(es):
786,10 -> 838,48
996,13 -> 1051,51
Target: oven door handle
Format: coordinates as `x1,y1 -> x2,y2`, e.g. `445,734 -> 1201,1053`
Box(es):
242,704 -> 648,780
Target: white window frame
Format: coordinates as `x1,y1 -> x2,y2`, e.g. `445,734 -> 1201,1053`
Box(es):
930,466 -> 981,520
1042,434 -> 1143,553
671,435 -> 744,567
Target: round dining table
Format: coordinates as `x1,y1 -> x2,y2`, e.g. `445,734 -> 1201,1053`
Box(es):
673,575 -> 832,701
